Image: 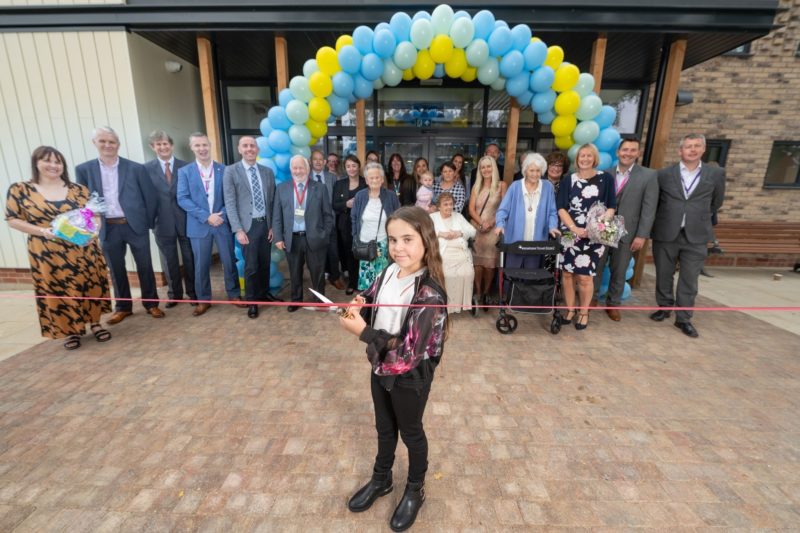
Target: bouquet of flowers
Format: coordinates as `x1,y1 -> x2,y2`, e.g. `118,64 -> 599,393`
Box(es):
51,192 -> 106,246
585,202 -> 627,248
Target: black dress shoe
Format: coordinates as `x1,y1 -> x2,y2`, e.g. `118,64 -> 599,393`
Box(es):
675,321 -> 699,338
389,481 -> 425,532
650,310 -> 672,322
347,471 -> 392,513
287,305 -> 299,313
248,305 -> 259,319
165,301 -> 179,309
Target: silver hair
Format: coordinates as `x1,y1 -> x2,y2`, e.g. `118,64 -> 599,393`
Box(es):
148,129 -> 173,145
680,133 -> 706,148
290,154 -> 310,172
522,153 -> 548,176
91,126 -> 119,142
364,161 -> 385,178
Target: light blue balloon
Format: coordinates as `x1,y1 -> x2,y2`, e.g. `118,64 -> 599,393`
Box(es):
466,39 -> 489,68
352,25 -> 374,55
303,59 -> 319,78
360,53 -> 384,81
288,124 -> 311,147
599,151 -> 613,170
595,127 -> 621,152
573,120 -> 600,145
260,155 -> 277,173
574,72 -> 595,97
289,143 -> 312,157
410,18 -> 433,50
500,50 -> 524,79
449,16 -> 475,49
530,66 -> 555,93
523,40 -> 548,70
353,73 -> 373,99
531,90 -> 556,114
278,88 -> 293,108
382,58 -> 403,86
431,4 -> 454,35
268,130 -> 291,153
505,72 -> 529,98
374,22 -> 391,33
285,99 -> 309,125
567,143 -> 580,161
472,10 -> 495,41
490,76 -> 506,91
373,78 -> 385,90
510,24 -> 532,51
259,117 -> 273,137
269,268 -> 284,292
390,12 -> 412,42
477,57 -> 499,85
289,76 -> 312,103
488,26 -> 513,57
327,94 -> 349,116
576,94 -> 603,121
621,282 -> 631,301
338,45 -> 363,75
434,64 -> 445,78
332,71 -> 355,97
270,244 -> 284,263
412,11 -> 431,22
610,156 -> 619,170
267,106 -> 291,130
494,20 -> 509,29
348,94 -> 357,104
454,10 -> 470,20
517,90 -> 533,107
538,110 -> 555,125
276,169 -> 290,183
595,105 -> 617,129
274,151 -> 291,173
626,257 -> 635,280
373,29 -> 396,59
393,41 -> 418,70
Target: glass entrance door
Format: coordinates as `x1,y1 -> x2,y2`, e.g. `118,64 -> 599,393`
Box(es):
381,136 -> 481,178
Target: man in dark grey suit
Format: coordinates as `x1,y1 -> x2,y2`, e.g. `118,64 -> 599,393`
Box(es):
273,154 -> 334,312
76,126 -> 163,324
594,137 -> 658,321
144,130 -> 196,308
223,136 -> 277,319
310,149 -> 345,290
650,133 -> 725,338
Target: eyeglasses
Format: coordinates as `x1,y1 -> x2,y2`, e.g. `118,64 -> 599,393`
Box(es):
549,163 -> 563,168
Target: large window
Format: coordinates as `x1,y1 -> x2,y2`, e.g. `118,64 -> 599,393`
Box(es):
378,87 -> 483,128
703,139 -> 731,167
222,83 -> 271,162
598,89 -> 642,134
764,141 -> 800,188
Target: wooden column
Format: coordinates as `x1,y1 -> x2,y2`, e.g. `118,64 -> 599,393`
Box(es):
589,33 -> 607,91
196,36 -> 221,162
631,37 -> 687,287
503,97 -> 520,183
356,100 -> 366,164
275,36 -> 289,91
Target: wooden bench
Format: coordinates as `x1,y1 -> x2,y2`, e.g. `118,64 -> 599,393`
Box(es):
707,221 -> 800,267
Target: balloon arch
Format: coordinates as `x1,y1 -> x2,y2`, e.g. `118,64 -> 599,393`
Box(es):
256,4 -> 621,183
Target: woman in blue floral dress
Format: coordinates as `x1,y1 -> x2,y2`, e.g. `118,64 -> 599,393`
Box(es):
556,143 -> 616,330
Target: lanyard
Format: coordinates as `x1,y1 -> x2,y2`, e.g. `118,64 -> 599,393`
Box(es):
683,168 -> 701,196
615,167 -> 630,194
293,179 -> 308,206
198,163 -> 213,192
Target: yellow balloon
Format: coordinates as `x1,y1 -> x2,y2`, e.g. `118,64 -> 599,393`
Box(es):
444,48 -> 467,78
429,35 -> 454,64
336,35 -> 353,52
554,135 -> 574,150
402,68 -> 415,81
554,90 -> 580,115
460,66 -> 477,82
552,64 -> 580,93
308,71 -> 333,98
551,114 -> 577,137
543,45 -> 564,70
306,119 -> 328,139
310,136 -> 319,145
531,37 -> 541,42
316,46 -> 340,76
413,49 -> 435,80
308,97 -> 332,123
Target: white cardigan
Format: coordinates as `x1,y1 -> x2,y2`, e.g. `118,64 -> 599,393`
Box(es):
430,211 -> 477,253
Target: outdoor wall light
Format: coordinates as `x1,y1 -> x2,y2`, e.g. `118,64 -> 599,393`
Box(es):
164,61 -> 183,74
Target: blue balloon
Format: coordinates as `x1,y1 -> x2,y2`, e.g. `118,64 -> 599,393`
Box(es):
267,106 -> 291,130
327,94 -> 349,117
523,40 -> 548,70
256,135 -> 272,156
530,66 -> 555,93
434,64 -> 445,78
390,12 -> 412,42
595,127 -> 622,152
622,282 -> 631,301
488,26 -> 513,57
276,169 -> 291,183
510,24 -> 532,51
332,71 -> 355,97
595,105 -> 617,129
375,22 -> 391,33
412,11 -> 431,22
505,72 -> 529,98
278,88 -> 293,108
472,10 -> 495,41
338,45 -> 362,75
453,10 -> 470,20
259,117 -> 273,137
598,151 -> 613,170
538,110 -> 556,125
348,93 -> 357,104
352,25 -> 374,55
517,90 -> 533,107
500,50 -> 524,79
531,90 -> 556,114
626,257 -> 635,280
373,29 -> 396,59
269,268 -> 284,292
260,156 -> 277,174
353,74 -> 373,99
360,53 -> 384,81
494,20 -> 509,29
274,151 -> 291,173
268,130 -> 291,153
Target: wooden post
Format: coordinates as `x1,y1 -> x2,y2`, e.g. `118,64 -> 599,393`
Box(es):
356,99 -> 366,164
503,97 -> 520,183
196,36 -> 222,162
631,38 -> 687,288
590,33 -> 607,91
275,36 -> 289,91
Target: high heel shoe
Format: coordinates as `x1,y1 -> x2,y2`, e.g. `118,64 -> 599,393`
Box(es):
575,313 -> 589,330
559,309 -> 575,325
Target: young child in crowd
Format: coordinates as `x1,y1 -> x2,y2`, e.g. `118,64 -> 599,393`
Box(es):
415,171 -> 435,212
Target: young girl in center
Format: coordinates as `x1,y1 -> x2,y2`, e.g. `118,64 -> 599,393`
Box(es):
339,206 -> 449,532
414,170 -> 435,213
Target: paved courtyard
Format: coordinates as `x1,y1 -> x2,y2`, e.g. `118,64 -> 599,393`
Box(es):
0,272 -> 799,531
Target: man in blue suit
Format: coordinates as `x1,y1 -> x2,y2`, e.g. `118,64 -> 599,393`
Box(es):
76,126 -> 163,324
177,132 -> 241,316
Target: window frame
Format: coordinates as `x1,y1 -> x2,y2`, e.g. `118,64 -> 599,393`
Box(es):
763,140 -> 800,189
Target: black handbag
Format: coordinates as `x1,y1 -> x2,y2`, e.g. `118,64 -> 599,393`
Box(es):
353,199 -> 383,261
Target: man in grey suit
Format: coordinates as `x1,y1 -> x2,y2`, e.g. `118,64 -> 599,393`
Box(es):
144,130 -> 196,308
223,136 -> 278,319
310,149 -> 345,290
273,154 -> 335,312
594,137 -> 658,321
650,133 -> 725,338
76,126 -> 164,324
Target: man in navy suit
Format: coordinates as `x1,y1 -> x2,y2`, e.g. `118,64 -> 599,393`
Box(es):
75,126 -> 163,324
144,130 -> 196,308
310,149 -> 345,290
177,132 -> 241,316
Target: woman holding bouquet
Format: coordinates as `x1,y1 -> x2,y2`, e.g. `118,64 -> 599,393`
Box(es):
556,143 -> 616,330
5,146 -> 111,350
